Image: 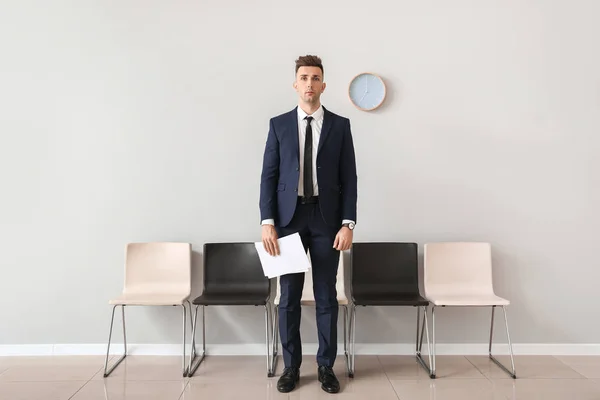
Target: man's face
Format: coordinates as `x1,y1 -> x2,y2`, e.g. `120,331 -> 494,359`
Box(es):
294,66 -> 326,105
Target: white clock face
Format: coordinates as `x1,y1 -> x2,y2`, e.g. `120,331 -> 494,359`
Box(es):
349,73 -> 386,111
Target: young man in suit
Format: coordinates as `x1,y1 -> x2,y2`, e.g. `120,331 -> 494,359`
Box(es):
259,55 -> 358,394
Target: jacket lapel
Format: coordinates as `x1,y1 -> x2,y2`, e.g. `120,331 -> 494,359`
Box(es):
289,107 -> 300,164
318,106 -> 332,155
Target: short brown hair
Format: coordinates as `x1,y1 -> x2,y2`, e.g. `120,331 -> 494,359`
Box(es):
295,55 -> 323,76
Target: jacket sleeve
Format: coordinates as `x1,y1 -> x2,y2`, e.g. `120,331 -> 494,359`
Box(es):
339,118 -> 358,223
259,118 -> 280,223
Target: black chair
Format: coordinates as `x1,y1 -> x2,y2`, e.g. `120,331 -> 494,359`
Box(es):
349,242 -> 433,377
187,243 -> 274,377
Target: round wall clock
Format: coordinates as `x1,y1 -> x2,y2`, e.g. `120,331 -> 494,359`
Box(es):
348,72 -> 386,111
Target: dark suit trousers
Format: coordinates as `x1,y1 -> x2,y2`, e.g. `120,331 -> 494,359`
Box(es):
276,200 -> 340,368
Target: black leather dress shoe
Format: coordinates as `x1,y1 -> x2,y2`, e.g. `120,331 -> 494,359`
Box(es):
318,366 -> 340,393
277,367 -> 300,393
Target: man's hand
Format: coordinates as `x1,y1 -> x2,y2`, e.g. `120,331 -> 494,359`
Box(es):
333,226 -> 353,251
262,225 -> 280,256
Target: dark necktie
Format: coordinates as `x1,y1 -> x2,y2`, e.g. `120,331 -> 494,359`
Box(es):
304,116 -> 314,198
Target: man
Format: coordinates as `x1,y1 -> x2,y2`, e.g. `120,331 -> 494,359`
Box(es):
259,55 -> 358,394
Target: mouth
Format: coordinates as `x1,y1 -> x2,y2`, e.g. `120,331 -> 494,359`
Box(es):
306,92 -> 314,95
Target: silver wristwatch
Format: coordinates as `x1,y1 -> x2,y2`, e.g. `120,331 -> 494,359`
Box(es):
342,222 -> 355,230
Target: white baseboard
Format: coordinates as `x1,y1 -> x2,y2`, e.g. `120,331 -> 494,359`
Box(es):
1,343 -> 599,356
0,345 -> 54,356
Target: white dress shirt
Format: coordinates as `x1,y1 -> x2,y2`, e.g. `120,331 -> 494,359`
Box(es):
297,105 -> 323,197
262,105 -> 355,228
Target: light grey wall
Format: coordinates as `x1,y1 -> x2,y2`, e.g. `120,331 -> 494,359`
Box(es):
0,0 -> 598,347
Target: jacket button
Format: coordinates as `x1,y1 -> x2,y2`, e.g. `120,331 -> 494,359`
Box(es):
296,168 -> 299,171
294,188 -> 298,192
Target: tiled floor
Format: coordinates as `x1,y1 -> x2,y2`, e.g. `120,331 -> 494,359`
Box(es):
0,355 -> 599,399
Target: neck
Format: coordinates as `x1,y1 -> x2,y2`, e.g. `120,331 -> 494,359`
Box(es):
298,101 -> 321,116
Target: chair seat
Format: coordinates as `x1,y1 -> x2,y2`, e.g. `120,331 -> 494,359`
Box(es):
352,293 -> 429,306
192,293 -> 269,306
426,294 -> 510,306
109,293 -> 189,306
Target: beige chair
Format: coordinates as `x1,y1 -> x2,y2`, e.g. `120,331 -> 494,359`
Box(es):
270,251 -> 351,377
424,242 -> 516,378
103,242 -> 192,377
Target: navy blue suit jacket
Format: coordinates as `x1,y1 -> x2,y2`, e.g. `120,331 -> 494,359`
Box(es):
260,106 -> 357,228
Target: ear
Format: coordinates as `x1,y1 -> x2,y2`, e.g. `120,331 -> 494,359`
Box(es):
321,82 -> 326,92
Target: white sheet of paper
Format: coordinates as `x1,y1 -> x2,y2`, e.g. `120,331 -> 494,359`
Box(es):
254,232 -> 310,278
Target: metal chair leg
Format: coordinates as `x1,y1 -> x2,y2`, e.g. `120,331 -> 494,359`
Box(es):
343,305 -> 347,356
104,305 -> 127,377
180,304 -> 188,377
187,301 -> 196,361
187,305 -> 206,377
431,306 -> 436,378
343,305 -> 353,378
348,304 -> 356,378
415,305 -> 434,378
269,304 -> 279,377
416,306 -> 421,354
265,304 -> 275,377
489,305 -> 517,378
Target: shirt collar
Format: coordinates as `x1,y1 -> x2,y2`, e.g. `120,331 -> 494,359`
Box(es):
297,105 -> 324,122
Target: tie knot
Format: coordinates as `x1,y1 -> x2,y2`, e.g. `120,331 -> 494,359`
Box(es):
305,116 -> 313,123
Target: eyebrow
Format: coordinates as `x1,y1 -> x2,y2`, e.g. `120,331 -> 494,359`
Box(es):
299,74 -> 321,78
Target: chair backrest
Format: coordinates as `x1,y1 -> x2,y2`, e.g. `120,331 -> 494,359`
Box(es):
123,242 -> 191,296
423,242 -> 495,297
350,242 -> 419,297
203,242 -> 270,296
274,251 -> 347,303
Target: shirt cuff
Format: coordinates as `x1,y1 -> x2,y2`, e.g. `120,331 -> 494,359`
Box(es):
261,219 -> 275,226
342,219 -> 355,225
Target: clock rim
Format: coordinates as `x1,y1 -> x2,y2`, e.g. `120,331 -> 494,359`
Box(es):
348,72 -> 387,111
